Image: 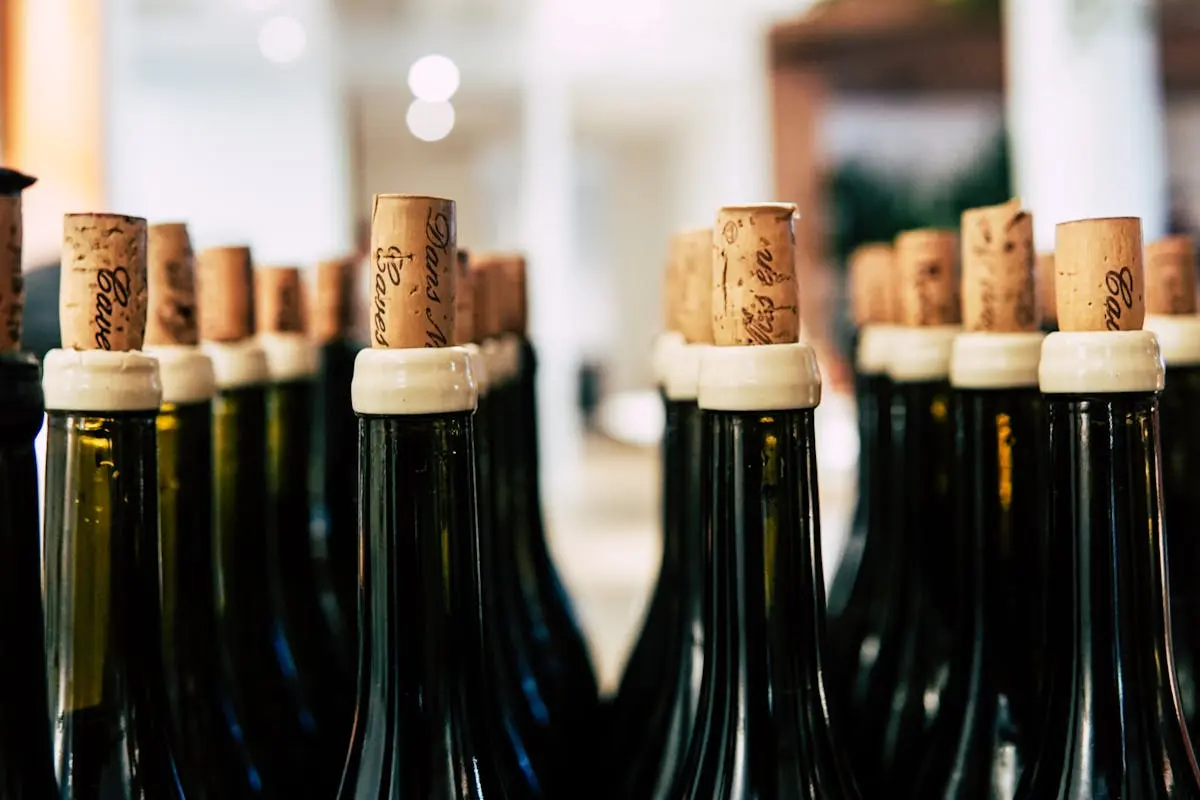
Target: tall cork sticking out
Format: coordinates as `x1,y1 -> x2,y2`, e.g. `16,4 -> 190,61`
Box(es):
313,257 -> 355,344
894,228 -> 960,327
369,194 -> 456,349
61,213 -> 149,351
663,237 -> 687,334
500,253 -> 528,337
676,228 -> 714,344
960,199 -> 1037,333
712,203 -> 800,346
196,246 -> 254,343
0,168 -> 37,351
145,223 -> 199,347
1054,217 -> 1144,333
847,243 -> 896,327
1036,253 -> 1058,328
256,266 -> 305,334
470,254 -> 501,341
454,249 -> 476,345
1145,235 -> 1197,316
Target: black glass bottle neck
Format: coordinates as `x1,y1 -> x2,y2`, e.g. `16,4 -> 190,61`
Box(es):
1023,392 -> 1200,797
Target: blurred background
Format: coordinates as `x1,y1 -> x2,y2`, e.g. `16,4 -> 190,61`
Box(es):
3,0 -> 1199,691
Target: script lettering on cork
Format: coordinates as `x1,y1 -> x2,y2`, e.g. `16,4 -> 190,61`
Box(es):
373,246 -> 410,347
94,266 -> 132,350
1104,266 -> 1135,331
744,238 -> 796,346
970,210 -> 1035,331
423,207 -> 451,348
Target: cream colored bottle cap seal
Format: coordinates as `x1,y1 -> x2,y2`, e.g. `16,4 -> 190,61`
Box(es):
1054,217 -> 1144,332
61,213 -> 149,351
1036,253 -> 1057,328
255,266 -> 305,334
313,257 -> 355,344
197,246 -> 255,343
960,199 -> 1037,333
454,249 -> 476,345
676,228 -> 714,344
145,222 -> 199,347
0,169 -> 36,351
712,203 -> 800,346
895,228 -> 960,327
847,243 -> 896,327
1145,235 -> 1196,316
370,194 -> 456,349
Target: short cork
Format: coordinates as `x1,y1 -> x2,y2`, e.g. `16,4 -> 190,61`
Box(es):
0,168 -> 37,351
960,199 -> 1037,333
255,266 -> 306,335
712,203 -> 800,346
675,228 -> 714,344
847,243 -> 896,327
454,249 -> 476,345
145,222 -> 199,347
313,257 -> 356,344
894,228 -> 961,327
1036,253 -> 1058,328
369,194 -> 456,349
1054,217 -> 1144,333
663,237 -> 688,334
196,246 -> 255,343
1145,235 -> 1197,316
61,213 -> 149,351
500,253 -> 529,337
470,254 -> 500,341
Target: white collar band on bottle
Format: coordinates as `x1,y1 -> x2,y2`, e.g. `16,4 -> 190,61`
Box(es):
664,343 -> 708,402
463,343 -> 490,397
887,325 -> 960,384
698,342 -> 822,412
949,331 -> 1045,390
42,349 -> 163,412
202,339 -> 270,390
352,346 -> 478,415
144,345 -> 217,405
1143,314 -> 1200,368
258,331 -> 318,382
856,323 -> 899,376
653,330 -> 686,386
1038,330 -> 1165,394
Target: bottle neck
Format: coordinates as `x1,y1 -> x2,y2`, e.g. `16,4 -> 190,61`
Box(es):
512,339 -> 546,554
837,372 -> 893,600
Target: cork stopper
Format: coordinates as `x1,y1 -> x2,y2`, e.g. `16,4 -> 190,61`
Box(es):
675,228 -> 714,344
196,246 -> 255,343
847,243 -> 896,327
960,199 -> 1037,333
255,266 -> 305,334
894,228 -> 961,327
313,257 -> 356,343
1054,217 -> 1145,333
468,254 -> 496,340
145,222 -> 199,347
1145,235 -> 1197,316
1036,253 -> 1057,328
712,203 -> 800,346
454,249 -> 476,345
369,194 -> 456,349
0,169 -> 37,351
60,213 -> 149,351
500,253 -> 528,337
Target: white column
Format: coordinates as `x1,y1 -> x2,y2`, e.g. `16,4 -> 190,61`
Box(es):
1005,0 -> 1167,250
520,0 -> 584,504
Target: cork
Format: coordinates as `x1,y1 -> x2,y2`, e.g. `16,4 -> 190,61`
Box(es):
0,169 -> 37,351
1145,235 -> 1197,316
960,199 -> 1037,333
1054,217 -> 1144,333
470,253 -> 503,340
847,243 -> 896,327
1036,253 -> 1057,327
894,228 -> 961,327
60,213 -> 149,351
196,246 -> 255,343
500,253 -> 528,336
712,203 -> 800,346
454,249 -> 476,345
313,257 -> 355,344
255,266 -> 305,334
145,222 -> 199,347
369,194 -> 456,349
675,228 -> 714,344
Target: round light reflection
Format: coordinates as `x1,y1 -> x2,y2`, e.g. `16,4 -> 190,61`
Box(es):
407,55 -> 461,103
258,16 -> 307,64
406,99 -> 456,142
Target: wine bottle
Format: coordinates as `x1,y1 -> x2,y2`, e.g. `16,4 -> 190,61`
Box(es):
841,227 -> 961,794
311,256 -> 363,683
611,228 -> 711,798
41,213 -> 184,797
339,193 -> 507,798
678,204 -> 859,798
256,264 -> 353,791
197,245 -> 316,796
0,167 -> 56,800
827,243 -> 897,652
1138,235 -> 1200,749
1017,216 -> 1200,798
145,223 -> 262,797
1036,253 -> 1058,335
913,200 -> 1047,798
